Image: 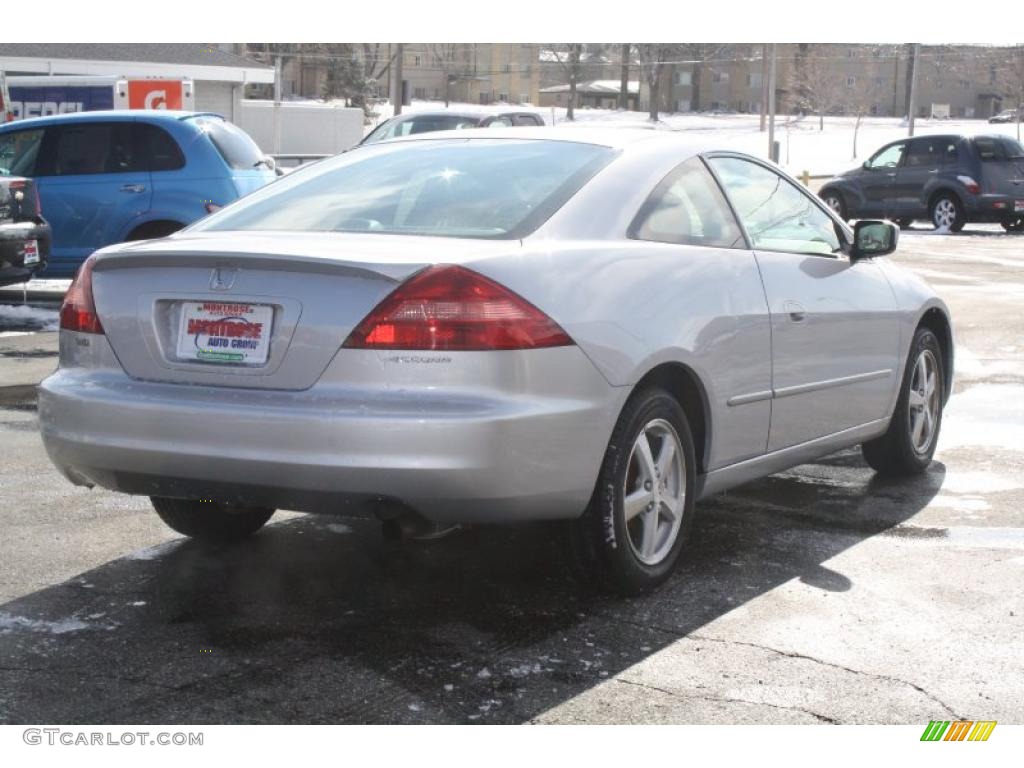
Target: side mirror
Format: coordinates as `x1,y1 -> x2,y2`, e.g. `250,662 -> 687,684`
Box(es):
851,220 -> 898,260
862,160 -> 871,170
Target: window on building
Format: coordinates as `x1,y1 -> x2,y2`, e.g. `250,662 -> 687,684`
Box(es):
676,99 -> 691,112
519,93 -> 530,105
875,77 -> 884,87
414,87 -> 426,100
521,64 -> 531,75
498,93 -> 509,103
675,71 -> 692,87
847,76 -> 856,87
503,63 -> 512,73
712,70 -> 729,84
747,72 -> 762,89
412,55 -> 421,67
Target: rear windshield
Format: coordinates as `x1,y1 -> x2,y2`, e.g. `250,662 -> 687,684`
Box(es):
975,137 -> 1024,161
193,139 -> 616,240
362,115 -> 481,144
189,117 -> 264,169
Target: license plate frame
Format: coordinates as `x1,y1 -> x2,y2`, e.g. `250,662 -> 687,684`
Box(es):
175,301 -> 274,366
1015,199 -> 1024,213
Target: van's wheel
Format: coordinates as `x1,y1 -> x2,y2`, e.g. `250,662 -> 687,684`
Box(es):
862,328 -> 944,476
930,194 -> 965,232
821,191 -> 847,221
566,387 -> 696,595
1002,217 -> 1024,233
150,497 -> 274,542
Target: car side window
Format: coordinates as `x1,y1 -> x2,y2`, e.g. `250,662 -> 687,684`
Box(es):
513,114 -> 542,126
709,156 -> 842,257
486,116 -> 514,128
866,142 -> 906,169
135,124 -> 185,172
44,123 -> 136,176
905,138 -> 958,169
629,157 -> 745,249
0,128 -> 44,176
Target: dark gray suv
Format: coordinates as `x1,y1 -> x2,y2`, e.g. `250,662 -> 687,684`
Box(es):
819,134 -> 1024,232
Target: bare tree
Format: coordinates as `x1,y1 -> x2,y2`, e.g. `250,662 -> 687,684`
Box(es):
619,43 -> 632,111
679,44 -> 728,112
994,45 -> 1024,141
428,43 -> 466,107
845,65 -> 887,159
635,43 -> 675,121
788,44 -> 846,130
546,44 -> 584,120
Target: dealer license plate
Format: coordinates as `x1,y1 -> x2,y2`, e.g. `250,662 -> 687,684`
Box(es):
1015,199 -> 1024,212
175,301 -> 273,365
23,240 -> 40,265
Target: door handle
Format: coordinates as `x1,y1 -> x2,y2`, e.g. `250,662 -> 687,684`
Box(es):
120,184 -> 146,193
783,300 -> 806,323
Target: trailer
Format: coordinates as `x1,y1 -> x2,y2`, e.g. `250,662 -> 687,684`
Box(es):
0,75 -> 194,122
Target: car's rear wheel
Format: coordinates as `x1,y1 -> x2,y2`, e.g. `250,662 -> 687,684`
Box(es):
1002,217 -> 1024,233
566,387 -> 696,595
150,497 -> 275,542
821,191 -> 847,220
862,328 -> 944,476
930,193 -> 965,232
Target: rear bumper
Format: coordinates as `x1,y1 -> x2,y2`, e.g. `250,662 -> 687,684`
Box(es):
0,220 -> 50,285
964,194 -> 1024,221
38,336 -> 622,523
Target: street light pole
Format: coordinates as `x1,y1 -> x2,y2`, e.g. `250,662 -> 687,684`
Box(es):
393,44 -> 404,117
907,43 -> 919,137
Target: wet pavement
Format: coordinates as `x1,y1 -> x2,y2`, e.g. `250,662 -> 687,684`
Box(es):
0,228 -> 1022,724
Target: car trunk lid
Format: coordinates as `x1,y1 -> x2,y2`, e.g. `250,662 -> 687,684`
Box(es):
89,231 -> 518,390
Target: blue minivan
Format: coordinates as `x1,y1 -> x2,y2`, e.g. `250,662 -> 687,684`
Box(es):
0,111 -> 276,277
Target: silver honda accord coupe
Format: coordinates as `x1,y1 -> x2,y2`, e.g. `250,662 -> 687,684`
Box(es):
39,128 -> 953,593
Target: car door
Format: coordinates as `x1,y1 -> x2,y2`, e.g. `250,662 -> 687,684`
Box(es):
34,120 -> 151,275
894,137 -> 949,217
858,140 -> 907,218
708,154 -> 901,452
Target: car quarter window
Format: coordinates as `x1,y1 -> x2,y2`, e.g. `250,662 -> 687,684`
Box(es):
708,155 -> 842,257
40,122 -> 137,176
0,128 -> 44,176
136,123 -> 185,172
629,157 -> 745,248
866,142 -> 906,169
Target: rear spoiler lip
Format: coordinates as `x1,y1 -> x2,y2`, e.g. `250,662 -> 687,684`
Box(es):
90,248 -> 424,283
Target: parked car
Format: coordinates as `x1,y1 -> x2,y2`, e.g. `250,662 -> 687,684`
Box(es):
359,110 -> 545,145
0,175 -> 50,287
988,109 -> 1019,124
0,111 -> 276,277
819,134 -> 1024,232
40,128 -> 952,594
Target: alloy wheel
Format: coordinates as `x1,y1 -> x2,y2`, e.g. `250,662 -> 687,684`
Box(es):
933,198 -> 957,229
623,418 -> 686,566
907,349 -> 941,454
824,195 -> 843,215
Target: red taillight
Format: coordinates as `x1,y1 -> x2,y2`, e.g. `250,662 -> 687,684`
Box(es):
957,175 -> 980,195
59,256 -> 104,335
9,180 -> 41,217
343,265 -> 573,351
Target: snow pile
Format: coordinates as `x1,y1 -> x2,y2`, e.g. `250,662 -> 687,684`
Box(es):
0,611 -> 93,635
0,303 -> 59,331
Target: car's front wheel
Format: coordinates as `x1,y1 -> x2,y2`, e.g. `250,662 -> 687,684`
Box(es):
567,387 -> 696,595
931,193 -> 965,232
862,327 -> 945,476
150,497 -> 275,542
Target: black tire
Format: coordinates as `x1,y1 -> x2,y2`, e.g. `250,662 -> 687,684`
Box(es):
1002,217 -> 1024,233
930,193 -> 966,232
895,217 -> 914,230
126,221 -> 184,241
150,497 -> 274,542
821,191 -> 847,221
862,328 -> 944,476
566,387 -> 697,595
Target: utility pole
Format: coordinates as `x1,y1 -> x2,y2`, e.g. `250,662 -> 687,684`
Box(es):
393,43 -> 404,116
760,43 -> 769,132
767,43 -> 777,161
907,43 -> 919,136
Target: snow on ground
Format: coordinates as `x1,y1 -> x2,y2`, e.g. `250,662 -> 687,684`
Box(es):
0,303 -> 59,331
365,98 -> 1023,178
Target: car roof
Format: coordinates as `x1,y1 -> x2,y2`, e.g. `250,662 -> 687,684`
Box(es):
0,110 -> 223,130
378,124 -> 733,155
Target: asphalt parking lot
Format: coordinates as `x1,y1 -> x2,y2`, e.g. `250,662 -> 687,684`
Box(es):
0,227 -> 1022,725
